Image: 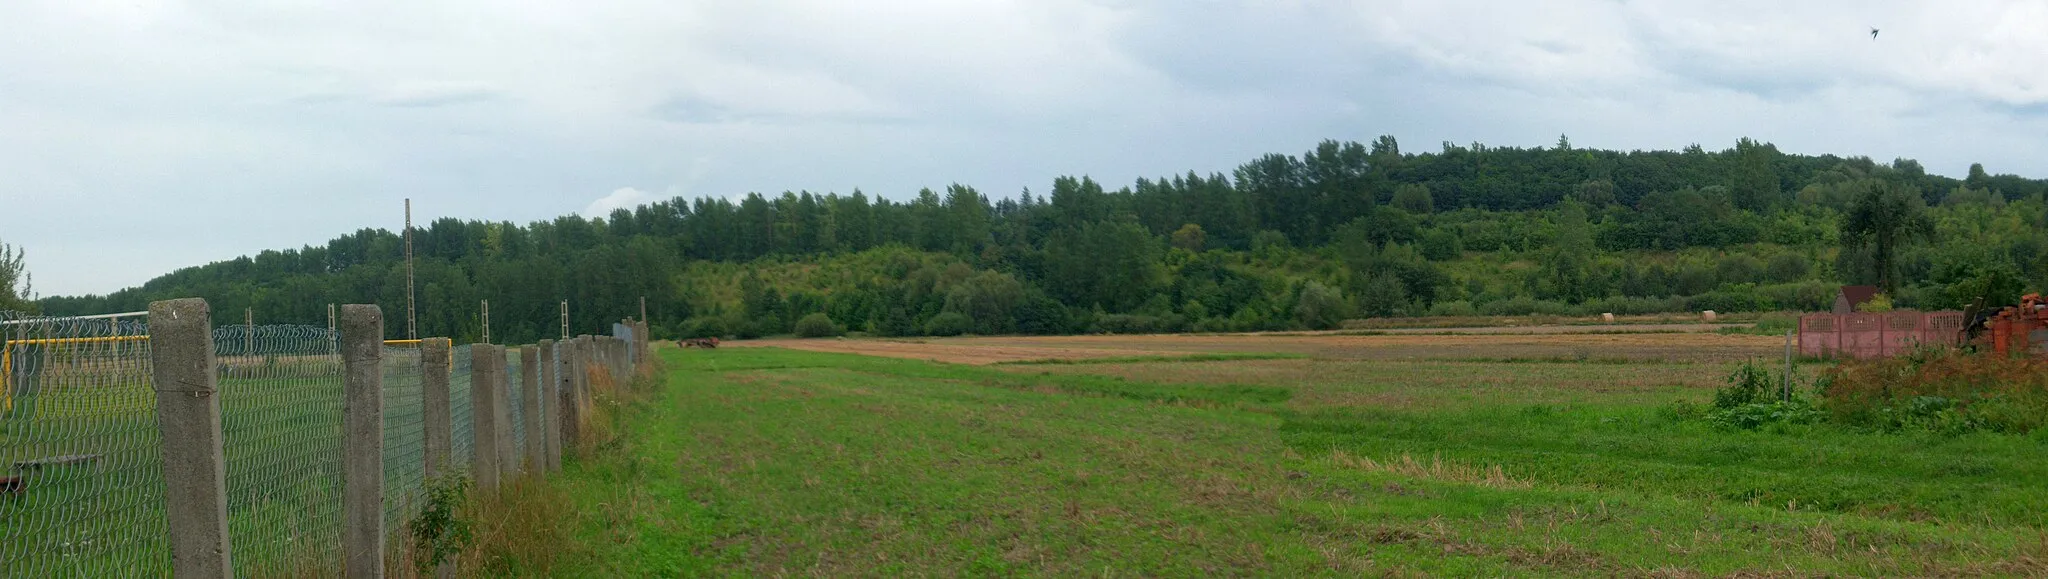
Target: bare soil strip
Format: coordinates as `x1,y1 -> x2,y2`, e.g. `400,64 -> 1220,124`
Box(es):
728,331 -> 1784,365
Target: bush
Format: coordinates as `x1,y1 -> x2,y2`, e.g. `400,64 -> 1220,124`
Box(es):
1707,362 -> 1821,430
1294,281 -> 1350,329
793,313 -> 842,338
1426,300 -> 1477,317
679,317 -> 729,339
923,312 -> 973,337
1092,314 -> 1183,335
1476,296 -> 1571,316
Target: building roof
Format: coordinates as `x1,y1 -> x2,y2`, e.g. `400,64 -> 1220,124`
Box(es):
1839,285 -> 1880,307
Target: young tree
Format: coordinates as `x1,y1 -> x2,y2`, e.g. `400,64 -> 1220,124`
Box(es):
1391,184 -> 1433,214
0,239 -> 32,313
1841,181 -> 1935,293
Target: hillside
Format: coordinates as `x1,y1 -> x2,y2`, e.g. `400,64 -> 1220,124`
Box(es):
39,136 -> 2048,342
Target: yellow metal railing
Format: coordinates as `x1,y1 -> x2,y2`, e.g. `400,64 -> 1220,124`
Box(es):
1,335 -> 152,414
4,335 -> 422,414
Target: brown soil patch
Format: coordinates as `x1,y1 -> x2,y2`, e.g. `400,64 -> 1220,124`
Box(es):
730,331 -> 1783,365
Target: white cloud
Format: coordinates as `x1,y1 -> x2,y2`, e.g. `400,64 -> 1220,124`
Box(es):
582,187 -> 662,218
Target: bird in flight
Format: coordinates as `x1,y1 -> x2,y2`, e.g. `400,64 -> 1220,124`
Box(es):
1870,27 -> 1879,40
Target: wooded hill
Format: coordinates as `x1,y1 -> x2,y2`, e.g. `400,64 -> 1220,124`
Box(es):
40,136 -> 2048,342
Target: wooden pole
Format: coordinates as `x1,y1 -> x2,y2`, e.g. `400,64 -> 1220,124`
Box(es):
1783,330 -> 1794,401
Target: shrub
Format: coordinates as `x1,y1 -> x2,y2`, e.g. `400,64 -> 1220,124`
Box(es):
1426,300 -> 1477,317
1294,281 -> 1350,329
793,313 -> 842,338
1707,361 -> 1821,430
679,317 -> 729,339
923,312 -> 973,337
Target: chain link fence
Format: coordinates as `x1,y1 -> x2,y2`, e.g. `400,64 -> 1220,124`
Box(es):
0,312 -> 165,576
0,306 -> 641,575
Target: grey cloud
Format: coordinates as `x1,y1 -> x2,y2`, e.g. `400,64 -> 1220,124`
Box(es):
3,0 -> 2046,296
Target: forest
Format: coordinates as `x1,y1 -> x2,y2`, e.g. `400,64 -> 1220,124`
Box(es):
36,136 -> 2048,343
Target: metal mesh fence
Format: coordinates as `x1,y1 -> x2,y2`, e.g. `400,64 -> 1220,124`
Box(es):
2,308 -> 610,574
505,347 -> 525,472
215,324 -> 345,577
0,312 -> 166,576
451,344 -> 474,472
380,344 -> 426,546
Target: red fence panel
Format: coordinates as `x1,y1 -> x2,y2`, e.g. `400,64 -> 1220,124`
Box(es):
1796,310 -> 1963,359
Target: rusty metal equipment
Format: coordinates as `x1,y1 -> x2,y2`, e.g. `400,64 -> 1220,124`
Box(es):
1981,293 -> 2048,357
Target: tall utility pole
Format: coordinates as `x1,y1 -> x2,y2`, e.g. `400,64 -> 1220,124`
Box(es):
480,299 -> 491,344
404,199 -> 417,340
639,296 -> 647,324
559,300 -> 569,341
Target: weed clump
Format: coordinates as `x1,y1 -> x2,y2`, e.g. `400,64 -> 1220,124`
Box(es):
1705,361 -> 1821,430
1822,347 -> 2048,434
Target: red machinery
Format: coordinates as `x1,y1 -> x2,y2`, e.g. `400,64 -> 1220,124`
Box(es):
1984,293 -> 2048,357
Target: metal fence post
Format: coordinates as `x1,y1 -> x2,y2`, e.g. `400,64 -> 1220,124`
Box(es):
423,338 -> 453,478
538,339 -> 560,472
470,343 -> 501,492
519,345 -> 543,477
148,298 -> 234,578
341,304 -> 385,579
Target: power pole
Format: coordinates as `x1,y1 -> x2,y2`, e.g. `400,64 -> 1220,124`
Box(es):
244,308 -> 254,358
559,300 -> 569,341
640,296 -> 647,325
404,199 -> 417,340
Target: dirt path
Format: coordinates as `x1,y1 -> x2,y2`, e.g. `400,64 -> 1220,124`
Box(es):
727,330 -> 1783,365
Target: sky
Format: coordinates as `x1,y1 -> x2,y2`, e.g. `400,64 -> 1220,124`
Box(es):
4,1 -> 2046,297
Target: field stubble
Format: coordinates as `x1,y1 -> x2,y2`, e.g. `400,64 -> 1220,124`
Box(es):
521,334 -> 2046,576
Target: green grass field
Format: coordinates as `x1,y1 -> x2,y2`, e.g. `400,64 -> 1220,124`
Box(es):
518,346 -> 2048,577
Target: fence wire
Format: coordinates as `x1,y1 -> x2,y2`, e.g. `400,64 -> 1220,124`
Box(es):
0,312 -> 165,576
381,344 -> 426,553
505,348 -> 525,472
450,344 -> 474,471
215,324 -> 345,577
3,309 -> 595,575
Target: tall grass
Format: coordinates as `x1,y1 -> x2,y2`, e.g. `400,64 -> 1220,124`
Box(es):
452,352 -> 668,577
1824,347 -> 2048,434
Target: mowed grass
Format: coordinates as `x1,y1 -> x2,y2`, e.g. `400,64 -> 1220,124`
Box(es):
525,347 -> 2048,577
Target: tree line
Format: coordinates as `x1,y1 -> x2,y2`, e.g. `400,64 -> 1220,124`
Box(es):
35,136 -> 2048,342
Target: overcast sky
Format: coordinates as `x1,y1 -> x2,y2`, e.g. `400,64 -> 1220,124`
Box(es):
5,1 -> 2046,297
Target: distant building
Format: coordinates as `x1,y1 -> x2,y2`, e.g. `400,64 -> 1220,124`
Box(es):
1833,285 -> 1880,314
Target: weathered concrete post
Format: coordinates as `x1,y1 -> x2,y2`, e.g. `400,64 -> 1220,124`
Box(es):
422,338 -> 453,478
519,345 -> 542,477
341,304 -> 385,579
558,337 -> 579,458
470,343 -> 501,491
538,339 -> 560,472
636,320 -> 650,367
148,298 -> 234,577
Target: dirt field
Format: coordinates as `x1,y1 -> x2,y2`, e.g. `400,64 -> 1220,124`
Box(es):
729,329 -> 1785,365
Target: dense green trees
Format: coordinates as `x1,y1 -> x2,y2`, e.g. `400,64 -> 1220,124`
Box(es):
31,136 -> 2048,339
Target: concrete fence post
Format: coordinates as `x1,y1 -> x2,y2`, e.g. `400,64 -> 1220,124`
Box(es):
519,345 -> 542,477
422,338 -> 452,478
148,298 -> 234,578
558,337 -> 579,457
538,339 -> 560,472
470,343 -> 501,492
636,321 -> 650,367
341,305 -> 386,579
